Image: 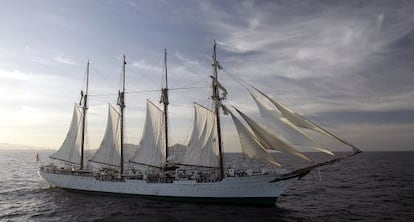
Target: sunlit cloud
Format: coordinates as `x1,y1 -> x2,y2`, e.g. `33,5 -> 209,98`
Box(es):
0,69 -> 31,81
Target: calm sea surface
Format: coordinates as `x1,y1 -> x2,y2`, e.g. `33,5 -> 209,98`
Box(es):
0,150 -> 413,222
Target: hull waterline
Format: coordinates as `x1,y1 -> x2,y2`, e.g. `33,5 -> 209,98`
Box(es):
38,170 -> 296,205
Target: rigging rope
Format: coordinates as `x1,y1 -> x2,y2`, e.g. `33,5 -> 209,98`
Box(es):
221,68 -> 251,90
169,86 -> 209,91
88,86 -> 209,97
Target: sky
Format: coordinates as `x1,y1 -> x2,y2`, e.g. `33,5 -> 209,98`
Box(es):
0,0 -> 413,152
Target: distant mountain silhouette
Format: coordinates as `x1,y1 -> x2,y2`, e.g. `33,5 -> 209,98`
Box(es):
0,143 -> 46,150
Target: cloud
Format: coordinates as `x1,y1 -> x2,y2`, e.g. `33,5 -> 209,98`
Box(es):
315,109 -> 414,126
189,1 -> 414,112
163,0 -> 414,151
130,59 -> 160,74
0,68 -> 80,119
376,13 -> 385,32
1,0 -> 413,150
0,69 -> 31,81
54,56 -> 80,66
40,13 -> 79,31
334,123 -> 414,151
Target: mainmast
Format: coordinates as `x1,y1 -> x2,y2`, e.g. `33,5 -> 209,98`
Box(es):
118,55 -> 126,176
80,60 -> 89,170
161,49 -> 169,165
212,41 -> 224,179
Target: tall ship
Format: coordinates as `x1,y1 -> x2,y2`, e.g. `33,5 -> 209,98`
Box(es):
38,42 -> 361,205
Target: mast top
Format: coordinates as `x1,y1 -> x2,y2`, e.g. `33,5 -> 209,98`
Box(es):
118,55 -> 126,109
164,49 -> 168,89
86,60 -> 90,94
122,55 -> 126,93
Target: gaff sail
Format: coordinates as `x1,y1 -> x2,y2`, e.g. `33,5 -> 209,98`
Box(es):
182,103 -> 220,168
130,100 -> 166,168
90,104 -> 121,167
50,104 -> 83,164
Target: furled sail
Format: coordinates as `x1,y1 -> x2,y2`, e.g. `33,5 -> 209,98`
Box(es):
90,104 -> 121,167
182,103 -> 219,168
234,107 -> 312,162
50,104 -> 83,164
254,87 -> 360,153
130,100 -> 166,168
250,91 -> 335,156
226,107 -> 281,167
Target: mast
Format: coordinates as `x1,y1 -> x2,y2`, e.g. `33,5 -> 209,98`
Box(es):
212,40 -> 224,179
80,60 -> 89,170
119,55 -> 126,176
161,49 -> 169,165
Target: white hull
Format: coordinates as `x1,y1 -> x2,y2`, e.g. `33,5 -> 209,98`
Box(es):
38,170 -> 296,205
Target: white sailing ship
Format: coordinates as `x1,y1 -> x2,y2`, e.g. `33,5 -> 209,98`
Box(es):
39,43 -> 361,205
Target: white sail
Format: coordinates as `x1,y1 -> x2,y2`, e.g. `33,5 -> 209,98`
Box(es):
228,109 -> 281,167
50,104 -> 83,164
90,104 -> 121,167
249,91 -> 302,142
250,91 -> 335,156
130,100 -> 166,168
234,108 -> 312,162
182,103 -> 219,168
254,88 -> 360,152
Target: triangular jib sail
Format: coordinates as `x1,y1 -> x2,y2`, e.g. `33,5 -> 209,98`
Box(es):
233,107 -> 312,162
253,87 -> 360,153
224,105 -> 282,167
182,103 -> 220,168
50,104 -> 83,164
249,91 -> 335,156
90,104 -> 121,167
130,100 -> 166,168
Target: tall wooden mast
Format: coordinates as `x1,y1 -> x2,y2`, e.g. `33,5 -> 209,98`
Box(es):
212,41 -> 224,179
119,55 -> 126,176
80,60 -> 89,170
161,49 -> 169,165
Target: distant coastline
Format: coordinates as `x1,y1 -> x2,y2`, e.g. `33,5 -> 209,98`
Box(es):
0,142 -> 412,152
0,143 -> 188,152
0,143 -> 49,150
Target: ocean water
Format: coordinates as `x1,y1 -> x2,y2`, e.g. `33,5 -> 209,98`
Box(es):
0,150 -> 413,222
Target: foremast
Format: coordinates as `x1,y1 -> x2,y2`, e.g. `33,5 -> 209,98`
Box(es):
161,49 -> 169,166
80,60 -> 89,170
118,55 -> 126,176
212,41 -> 225,179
